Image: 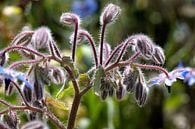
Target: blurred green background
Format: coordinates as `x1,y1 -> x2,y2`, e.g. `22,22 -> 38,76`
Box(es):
1,0 -> 195,129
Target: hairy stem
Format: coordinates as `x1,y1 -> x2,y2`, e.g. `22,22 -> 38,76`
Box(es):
67,94 -> 81,129
82,32 -> 98,67
105,51 -> 141,71
1,45 -> 46,58
99,23 -> 106,65
72,22 -> 79,62
104,43 -> 123,66
133,63 -> 170,78
8,58 -> 44,69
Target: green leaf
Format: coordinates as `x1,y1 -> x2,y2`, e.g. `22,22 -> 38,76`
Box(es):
78,73 -> 90,87
92,66 -> 106,94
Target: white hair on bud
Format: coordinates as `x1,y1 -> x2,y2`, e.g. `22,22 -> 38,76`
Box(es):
100,3 -> 121,25
60,12 -> 81,25
31,27 -> 53,50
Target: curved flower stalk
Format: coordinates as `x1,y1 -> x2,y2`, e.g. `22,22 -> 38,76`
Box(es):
0,3 -> 192,129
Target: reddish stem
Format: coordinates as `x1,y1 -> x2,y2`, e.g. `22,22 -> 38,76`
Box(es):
72,21 -> 79,62
1,45 -> 46,58
99,23 -> 106,65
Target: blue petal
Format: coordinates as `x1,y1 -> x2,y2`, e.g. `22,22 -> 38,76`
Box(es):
181,71 -> 190,78
0,66 -> 32,89
187,76 -> 195,86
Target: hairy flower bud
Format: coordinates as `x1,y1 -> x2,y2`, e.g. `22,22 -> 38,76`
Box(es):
34,79 -> 44,100
0,122 -> 9,129
133,34 -> 155,59
108,86 -> 115,96
152,46 -> 165,64
134,72 -> 148,104
2,111 -> 18,129
116,81 -> 125,100
123,66 -> 138,93
31,27 -> 53,49
0,52 -> 9,66
48,67 -> 65,85
100,90 -> 108,100
60,12 -> 80,25
11,30 -> 34,46
100,3 -> 121,25
22,84 -> 32,103
21,120 -> 48,129
137,86 -> 149,107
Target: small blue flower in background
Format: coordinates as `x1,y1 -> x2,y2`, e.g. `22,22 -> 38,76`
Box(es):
72,0 -> 98,18
0,66 -> 32,89
148,67 -> 191,87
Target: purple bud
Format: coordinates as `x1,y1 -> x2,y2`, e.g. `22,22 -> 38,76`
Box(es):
22,84 -> 32,103
133,34 -> 155,59
152,46 -> 165,64
21,120 -> 48,129
116,81 -> 125,100
123,66 -> 138,93
34,79 -> 43,100
2,111 -> 18,129
0,52 -> 8,66
0,122 -> 9,129
137,87 -> 149,107
60,12 -> 80,25
11,30 -> 34,46
100,90 -> 108,100
31,27 -> 53,49
108,86 -> 115,96
48,67 -> 65,85
100,3 -> 121,25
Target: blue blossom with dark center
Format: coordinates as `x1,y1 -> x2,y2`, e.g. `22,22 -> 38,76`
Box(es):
0,66 -> 32,89
71,0 -> 98,18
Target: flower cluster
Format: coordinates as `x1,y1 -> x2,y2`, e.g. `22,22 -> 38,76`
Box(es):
0,3 -> 192,129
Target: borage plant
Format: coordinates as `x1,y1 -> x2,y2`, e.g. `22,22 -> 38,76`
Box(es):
0,3 -> 191,129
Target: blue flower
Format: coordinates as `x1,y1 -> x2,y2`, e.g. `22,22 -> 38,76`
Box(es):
148,68 -> 191,87
71,0 -> 98,18
0,66 -> 32,89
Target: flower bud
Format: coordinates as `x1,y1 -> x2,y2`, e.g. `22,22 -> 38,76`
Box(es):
100,3 -> 121,25
137,86 -> 149,107
0,122 -> 9,129
22,84 -> 32,103
48,67 -> 65,85
152,46 -> 165,64
21,120 -> 48,129
11,30 -> 33,46
133,34 -> 155,59
123,66 -> 138,93
2,111 -> 18,129
60,12 -> 80,25
34,79 -> 44,100
100,90 -> 108,100
108,86 -> 115,96
0,52 -> 9,66
116,81 -> 125,100
31,27 -> 53,49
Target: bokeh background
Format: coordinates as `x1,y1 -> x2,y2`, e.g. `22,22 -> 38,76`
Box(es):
1,0 -> 195,129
